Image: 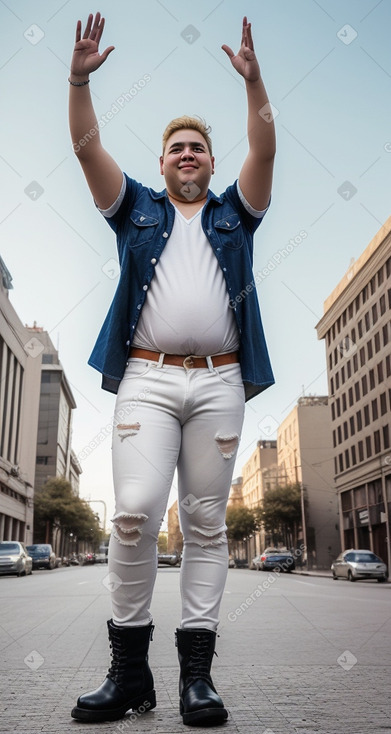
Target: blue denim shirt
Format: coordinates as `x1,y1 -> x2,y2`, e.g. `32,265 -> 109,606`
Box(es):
89,174 -> 274,401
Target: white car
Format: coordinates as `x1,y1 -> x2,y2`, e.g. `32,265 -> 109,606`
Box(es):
0,541 -> 33,577
331,549 -> 388,582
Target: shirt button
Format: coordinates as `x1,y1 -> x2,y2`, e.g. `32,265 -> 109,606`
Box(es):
151,258 -> 157,264
126,340 -> 130,346
143,285 -> 148,291
137,304 -> 141,310
162,232 -> 169,238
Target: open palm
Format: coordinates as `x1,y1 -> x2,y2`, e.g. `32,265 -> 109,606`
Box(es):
222,16 -> 260,82
70,13 -> 114,77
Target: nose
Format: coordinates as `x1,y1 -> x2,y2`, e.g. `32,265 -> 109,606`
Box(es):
181,148 -> 195,159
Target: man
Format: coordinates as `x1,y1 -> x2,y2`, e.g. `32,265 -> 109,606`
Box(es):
69,12 -> 275,726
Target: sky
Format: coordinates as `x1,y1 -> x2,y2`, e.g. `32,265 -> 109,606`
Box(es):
1,0 -> 390,530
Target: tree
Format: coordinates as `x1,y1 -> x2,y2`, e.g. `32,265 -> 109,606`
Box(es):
33,477 -> 102,549
225,506 -> 257,541
254,484 -> 302,549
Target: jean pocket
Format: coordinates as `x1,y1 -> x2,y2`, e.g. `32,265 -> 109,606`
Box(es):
214,363 -> 244,387
122,358 -> 154,380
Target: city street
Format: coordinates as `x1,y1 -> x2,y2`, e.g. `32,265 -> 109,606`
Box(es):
1,564 -> 390,734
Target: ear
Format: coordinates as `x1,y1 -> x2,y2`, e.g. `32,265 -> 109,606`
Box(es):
211,155 -> 215,174
159,155 -> 164,175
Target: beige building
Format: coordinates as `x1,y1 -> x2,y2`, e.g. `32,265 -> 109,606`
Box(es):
26,324 -> 80,496
316,217 -> 391,570
227,476 -> 243,508
278,397 -> 340,569
167,499 -> 183,553
0,257 -> 42,544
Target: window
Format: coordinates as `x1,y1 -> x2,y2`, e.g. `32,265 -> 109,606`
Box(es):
355,295 -> 360,314
388,288 -> 391,309
380,392 -> 387,415
342,310 -> 347,327
349,416 -> 355,436
353,354 -> 358,372
383,324 -> 389,347
374,430 -> 381,454
348,387 -> 354,407
356,410 -> 362,431
380,294 -> 386,315
341,365 -> 345,384
362,374 -> 368,396
354,381 -> 360,401
343,421 -> 348,440
362,285 -> 368,303
370,275 -> 376,296
359,347 -> 365,367
367,339 -> 373,360
383,424 -> 390,450
342,393 -> 347,412
372,399 -> 378,421
386,258 -> 391,278
336,398 -> 341,417
358,440 -> 364,462
339,454 -> 344,473
364,405 -> 370,426
377,267 -> 384,286
348,303 -> 353,320
351,445 -> 357,466
358,320 -> 363,339
331,402 -> 335,421
372,303 -> 378,325
386,355 -> 391,378
369,369 -> 375,390
345,449 -> 350,469
330,377 -> 334,395
332,430 -> 336,448
365,312 -> 370,332
335,372 -> 340,390
377,361 -> 384,383
366,436 -> 372,458
337,425 -> 342,444
347,360 -> 352,378
374,332 -> 380,353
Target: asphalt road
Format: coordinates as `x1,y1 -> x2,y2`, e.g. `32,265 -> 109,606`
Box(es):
1,563 -> 390,734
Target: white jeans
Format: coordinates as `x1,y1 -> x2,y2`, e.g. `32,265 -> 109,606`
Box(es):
108,356 -> 245,631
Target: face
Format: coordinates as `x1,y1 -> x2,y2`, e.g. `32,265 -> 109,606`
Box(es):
159,129 -> 215,201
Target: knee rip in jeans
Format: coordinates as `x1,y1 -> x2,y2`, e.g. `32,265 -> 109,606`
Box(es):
116,423 -> 141,441
190,525 -> 227,548
215,433 -> 239,459
111,512 -> 148,546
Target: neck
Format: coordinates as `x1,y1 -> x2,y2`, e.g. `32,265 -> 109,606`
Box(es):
167,192 -> 208,205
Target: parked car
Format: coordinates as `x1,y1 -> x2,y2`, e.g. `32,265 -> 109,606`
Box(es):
331,549 -> 388,582
233,557 -> 248,568
0,541 -> 33,577
26,544 -> 56,570
158,552 -> 181,566
252,548 -> 295,572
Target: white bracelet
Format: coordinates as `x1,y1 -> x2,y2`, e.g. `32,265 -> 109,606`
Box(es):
68,77 -> 90,86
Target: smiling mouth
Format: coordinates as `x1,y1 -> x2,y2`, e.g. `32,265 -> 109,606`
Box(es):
179,165 -> 197,170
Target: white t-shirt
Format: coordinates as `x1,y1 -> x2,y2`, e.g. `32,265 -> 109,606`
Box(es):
100,177 -> 267,355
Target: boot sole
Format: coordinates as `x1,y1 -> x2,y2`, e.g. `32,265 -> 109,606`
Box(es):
71,688 -> 156,722
181,704 -> 228,727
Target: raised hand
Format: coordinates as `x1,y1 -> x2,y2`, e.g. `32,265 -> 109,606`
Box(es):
222,16 -> 260,82
70,12 -> 114,78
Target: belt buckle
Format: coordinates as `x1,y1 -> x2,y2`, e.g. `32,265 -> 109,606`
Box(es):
183,355 -> 195,370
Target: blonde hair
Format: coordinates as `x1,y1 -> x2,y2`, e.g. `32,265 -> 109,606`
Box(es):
162,115 -> 212,156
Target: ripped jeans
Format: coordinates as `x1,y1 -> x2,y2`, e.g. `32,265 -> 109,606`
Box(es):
108,356 -> 245,631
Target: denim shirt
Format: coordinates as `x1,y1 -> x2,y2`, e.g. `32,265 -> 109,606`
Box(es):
89,174 -> 274,402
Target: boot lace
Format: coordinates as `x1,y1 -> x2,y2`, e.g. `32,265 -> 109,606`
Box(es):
107,634 -> 128,685
186,635 -> 215,687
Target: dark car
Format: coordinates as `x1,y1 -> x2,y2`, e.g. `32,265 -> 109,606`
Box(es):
0,541 -> 33,576
26,544 -> 56,570
331,549 -> 388,582
158,552 -> 181,566
252,548 -> 295,572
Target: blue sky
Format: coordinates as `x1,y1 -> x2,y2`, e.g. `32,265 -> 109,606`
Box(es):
1,0 -> 390,528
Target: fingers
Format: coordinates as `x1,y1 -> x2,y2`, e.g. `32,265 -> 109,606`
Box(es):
82,13 -> 93,40
75,19 -> 81,43
221,43 -> 234,59
101,45 -> 115,63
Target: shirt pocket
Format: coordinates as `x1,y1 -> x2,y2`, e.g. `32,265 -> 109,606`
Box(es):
127,210 -> 159,248
214,214 -> 243,250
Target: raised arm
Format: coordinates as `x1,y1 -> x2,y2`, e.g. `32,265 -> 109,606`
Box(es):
222,17 -> 276,211
69,13 -> 123,209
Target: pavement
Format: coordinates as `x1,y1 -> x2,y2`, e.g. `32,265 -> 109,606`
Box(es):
1,564 -> 390,734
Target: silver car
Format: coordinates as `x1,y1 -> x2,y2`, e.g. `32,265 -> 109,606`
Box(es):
331,549 -> 388,582
0,541 -> 33,577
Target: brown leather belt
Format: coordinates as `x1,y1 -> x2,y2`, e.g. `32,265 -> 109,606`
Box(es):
129,347 -> 239,369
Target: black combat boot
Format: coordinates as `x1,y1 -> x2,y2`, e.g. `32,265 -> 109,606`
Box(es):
175,627 -> 228,726
71,620 -> 156,722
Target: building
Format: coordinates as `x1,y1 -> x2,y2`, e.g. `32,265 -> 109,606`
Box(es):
316,217 -> 391,570
239,441 -> 278,558
227,476 -> 243,508
277,396 -> 340,569
0,257 -> 42,544
25,324 -> 81,495
167,499 -> 183,554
